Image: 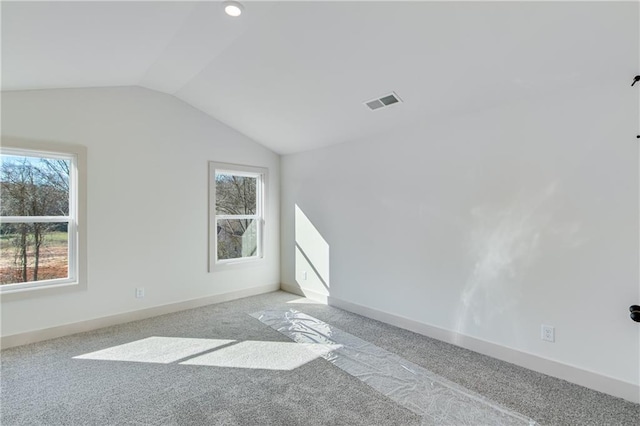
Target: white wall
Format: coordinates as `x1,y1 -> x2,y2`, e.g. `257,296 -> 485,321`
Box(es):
1,87 -> 280,337
281,83 -> 639,394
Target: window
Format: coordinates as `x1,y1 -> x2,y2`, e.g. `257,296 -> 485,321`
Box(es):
0,140 -> 86,293
209,162 -> 266,270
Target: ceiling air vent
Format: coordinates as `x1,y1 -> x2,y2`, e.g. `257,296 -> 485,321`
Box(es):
364,92 -> 402,111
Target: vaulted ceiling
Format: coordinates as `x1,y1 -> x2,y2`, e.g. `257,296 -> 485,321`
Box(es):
2,1 -> 637,154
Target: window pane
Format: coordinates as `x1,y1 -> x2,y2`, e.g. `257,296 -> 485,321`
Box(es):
215,173 -> 257,215
0,154 -> 70,216
217,219 -> 258,260
0,222 -> 69,284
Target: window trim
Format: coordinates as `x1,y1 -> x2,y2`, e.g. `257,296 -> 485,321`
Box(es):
0,138 -> 87,297
208,162 -> 267,272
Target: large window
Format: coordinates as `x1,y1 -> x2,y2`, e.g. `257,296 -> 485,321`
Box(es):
0,140 -> 86,293
209,162 -> 266,270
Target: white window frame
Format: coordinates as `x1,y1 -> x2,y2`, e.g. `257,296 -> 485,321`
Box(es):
0,139 -> 87,295
209,162 -> 267,271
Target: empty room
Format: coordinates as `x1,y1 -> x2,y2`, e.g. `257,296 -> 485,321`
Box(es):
1,1 -> 639,425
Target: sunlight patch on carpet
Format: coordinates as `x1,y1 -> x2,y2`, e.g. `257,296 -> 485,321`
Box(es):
181,340 -> 340,370
74,337 -> 235,364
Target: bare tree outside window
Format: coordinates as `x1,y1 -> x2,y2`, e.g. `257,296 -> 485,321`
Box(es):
215,174 -> 258,260
208,162 -> 265,270
0,155 -> 71,284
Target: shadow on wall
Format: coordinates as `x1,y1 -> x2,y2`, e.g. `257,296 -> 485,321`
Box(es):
294,204 -> 330,298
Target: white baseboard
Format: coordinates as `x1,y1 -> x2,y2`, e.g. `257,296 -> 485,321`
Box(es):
327,296 -> 640,404
1,283 -> 279,349
280,282 -> 329,304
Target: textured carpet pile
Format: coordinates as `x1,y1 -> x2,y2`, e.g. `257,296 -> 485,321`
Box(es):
1,291 -> 638,425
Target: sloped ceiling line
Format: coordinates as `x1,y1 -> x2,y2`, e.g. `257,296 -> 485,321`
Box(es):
2,1 -> 638,155
136,2 -> 200,94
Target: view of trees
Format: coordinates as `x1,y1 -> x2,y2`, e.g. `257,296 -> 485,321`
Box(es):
0,155 -> 70,284
215,173 -> 258,260
2,161 -> 257,283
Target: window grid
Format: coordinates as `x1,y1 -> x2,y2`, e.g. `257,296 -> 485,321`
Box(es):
209,163 -> 267,271
0,148 -> 78,291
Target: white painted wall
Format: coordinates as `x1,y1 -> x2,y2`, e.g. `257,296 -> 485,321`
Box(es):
1,87 -> 280,336
281,83 -> 639,391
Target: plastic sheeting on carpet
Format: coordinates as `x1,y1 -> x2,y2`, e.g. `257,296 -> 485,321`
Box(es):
251,309 -> 536,426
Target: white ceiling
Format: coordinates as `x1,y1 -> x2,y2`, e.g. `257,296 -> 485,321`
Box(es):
2,1 -> 637,154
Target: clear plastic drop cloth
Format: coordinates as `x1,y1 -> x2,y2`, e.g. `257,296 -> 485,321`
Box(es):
250,309 -> 536,426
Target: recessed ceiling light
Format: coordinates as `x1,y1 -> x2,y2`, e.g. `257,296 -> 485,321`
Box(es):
223,1 -> 244,17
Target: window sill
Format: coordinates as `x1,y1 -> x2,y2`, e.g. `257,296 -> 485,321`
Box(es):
0,279 -> 85,301
210,257 -> 265,272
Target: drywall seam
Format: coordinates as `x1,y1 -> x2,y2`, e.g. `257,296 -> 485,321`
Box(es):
1,283 -> 279,349
327,296 -> 640,404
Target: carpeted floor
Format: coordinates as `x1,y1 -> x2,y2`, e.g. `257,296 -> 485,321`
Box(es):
1,291 -> 638,425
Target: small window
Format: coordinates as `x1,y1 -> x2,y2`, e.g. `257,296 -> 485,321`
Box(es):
0,140 -> 86,293
209,162 -> 266,270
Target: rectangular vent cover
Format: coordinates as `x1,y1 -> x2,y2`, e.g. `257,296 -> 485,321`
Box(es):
366,99 -> 384,110
364,92 -> 402,111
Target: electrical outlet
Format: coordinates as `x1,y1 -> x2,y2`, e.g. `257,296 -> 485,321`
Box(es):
302,271 -> 308,280
541,325 -> 555,342
135,287 -> 145,299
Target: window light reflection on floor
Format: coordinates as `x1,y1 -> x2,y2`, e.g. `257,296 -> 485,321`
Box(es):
74,336 -> 341,371
181,340 -> 340,370
73,337 -> 235,364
